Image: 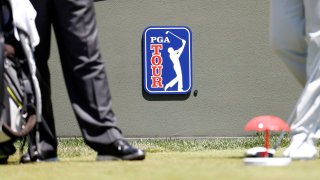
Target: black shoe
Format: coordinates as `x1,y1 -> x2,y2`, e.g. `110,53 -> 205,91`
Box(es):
20,153 -> 37,163
20,153 -> 59,164
0,142 -> 16,164
0,156 -> 8,164
97,139 -> 145,161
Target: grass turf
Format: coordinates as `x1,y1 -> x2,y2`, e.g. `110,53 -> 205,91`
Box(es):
1,135 -> 320,180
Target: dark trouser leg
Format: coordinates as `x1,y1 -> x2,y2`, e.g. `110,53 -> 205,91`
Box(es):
29,0 -> 58,159
52,0 -> 123,153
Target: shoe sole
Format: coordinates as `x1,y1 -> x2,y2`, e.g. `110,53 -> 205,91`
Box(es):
290,155 -> 318,161
96,150 -> 145,161
21,157 -> 59,164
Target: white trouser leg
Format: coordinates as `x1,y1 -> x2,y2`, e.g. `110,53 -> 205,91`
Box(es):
293,0 -> 320,139
270,0 -> 307,85
271,0 -> 320,140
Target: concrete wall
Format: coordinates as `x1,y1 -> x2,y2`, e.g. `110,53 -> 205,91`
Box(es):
49,0 -> 302,137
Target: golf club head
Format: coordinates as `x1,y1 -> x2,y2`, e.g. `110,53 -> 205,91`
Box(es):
245,147 -> 275,158
165,31 -> 169,34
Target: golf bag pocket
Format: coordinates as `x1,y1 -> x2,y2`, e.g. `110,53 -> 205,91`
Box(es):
0,55 -> 36,145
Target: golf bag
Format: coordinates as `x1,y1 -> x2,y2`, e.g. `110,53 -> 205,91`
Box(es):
0,0 -> 41,163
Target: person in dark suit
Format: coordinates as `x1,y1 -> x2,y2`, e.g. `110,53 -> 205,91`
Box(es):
22,0 -> 145,162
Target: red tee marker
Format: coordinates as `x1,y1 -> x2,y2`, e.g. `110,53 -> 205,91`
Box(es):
244,115 -> 290,157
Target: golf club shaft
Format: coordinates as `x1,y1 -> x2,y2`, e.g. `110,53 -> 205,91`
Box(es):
167,31 -> 184,41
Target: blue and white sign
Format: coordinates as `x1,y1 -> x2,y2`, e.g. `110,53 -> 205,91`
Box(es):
143,26 -> 192,94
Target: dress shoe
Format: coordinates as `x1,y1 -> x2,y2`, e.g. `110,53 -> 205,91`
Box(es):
0,156 -> 8,164
97,139 -> 145,161
20,153 -> 59,163
0,142 -> 16,164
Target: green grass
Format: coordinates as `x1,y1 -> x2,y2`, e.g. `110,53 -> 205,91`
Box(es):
1,135 -> 320,180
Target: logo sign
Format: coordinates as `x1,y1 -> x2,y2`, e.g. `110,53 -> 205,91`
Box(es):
143,26 -> 192,94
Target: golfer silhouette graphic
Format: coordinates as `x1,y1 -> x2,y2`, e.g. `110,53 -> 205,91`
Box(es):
164,31 -> 186,92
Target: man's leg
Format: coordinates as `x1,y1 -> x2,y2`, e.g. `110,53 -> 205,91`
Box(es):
270,0 -> 307,85
271,0 -> 320,159
52,0 -> 144,160
52,0 -> 122,152
28,0 -> 58,160
287,0 -> 320,150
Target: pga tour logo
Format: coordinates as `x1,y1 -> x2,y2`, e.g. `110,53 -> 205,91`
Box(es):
143,26 -> 192,94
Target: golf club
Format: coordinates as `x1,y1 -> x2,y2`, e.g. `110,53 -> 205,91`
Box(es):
165,31 -> 184,41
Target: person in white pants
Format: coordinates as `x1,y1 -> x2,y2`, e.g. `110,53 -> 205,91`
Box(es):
270,0 -> 320,160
